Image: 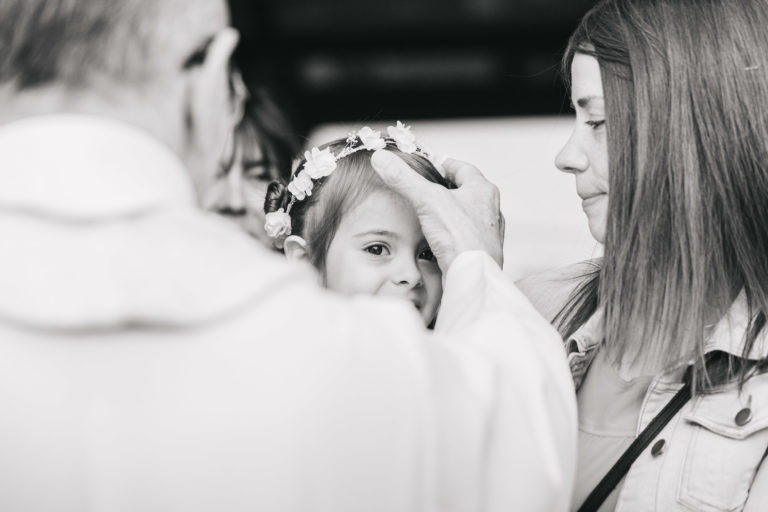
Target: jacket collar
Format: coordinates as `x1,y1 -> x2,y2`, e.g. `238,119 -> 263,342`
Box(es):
706,290 -> 768,360
0,114 -> 309,331
0,114 -> 195,219
569,291 -> 768,360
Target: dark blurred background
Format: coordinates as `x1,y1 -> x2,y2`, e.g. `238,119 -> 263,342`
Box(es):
229,0 -> 597,136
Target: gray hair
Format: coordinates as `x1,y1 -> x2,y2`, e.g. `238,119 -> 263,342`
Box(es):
0,0 -> 226,90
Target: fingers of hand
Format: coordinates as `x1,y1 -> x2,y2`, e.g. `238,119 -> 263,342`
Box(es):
454,177 -> 501,224
371,149 -> 439,202
371,150 -> 416,186
441,157 -> 486,187
427,153 -> 448,173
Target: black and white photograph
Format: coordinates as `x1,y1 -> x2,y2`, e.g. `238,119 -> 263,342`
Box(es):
1,0 -> 767,510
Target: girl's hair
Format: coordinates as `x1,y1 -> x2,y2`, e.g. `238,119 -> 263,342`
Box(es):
558,0 -> 768,390
265,139 -> 452,272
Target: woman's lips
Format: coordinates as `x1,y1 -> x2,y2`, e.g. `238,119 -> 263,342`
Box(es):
581,193 -> 606,208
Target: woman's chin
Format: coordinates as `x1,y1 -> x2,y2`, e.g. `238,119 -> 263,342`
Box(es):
587,216 -> 607,244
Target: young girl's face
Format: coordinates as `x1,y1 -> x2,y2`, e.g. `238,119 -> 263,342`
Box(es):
323,188 -> 443,325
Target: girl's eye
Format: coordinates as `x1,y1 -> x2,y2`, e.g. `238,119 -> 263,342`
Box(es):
365,244 -> 390,256
586,120 -> 606,129
418,247 -> 436,262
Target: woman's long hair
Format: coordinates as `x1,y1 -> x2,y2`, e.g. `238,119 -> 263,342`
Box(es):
558,0 -> 768,390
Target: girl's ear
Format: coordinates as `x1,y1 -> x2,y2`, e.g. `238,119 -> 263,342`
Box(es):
283,235 -> 309,262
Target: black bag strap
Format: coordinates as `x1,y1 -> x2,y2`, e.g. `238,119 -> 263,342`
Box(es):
577,376 -> 692,512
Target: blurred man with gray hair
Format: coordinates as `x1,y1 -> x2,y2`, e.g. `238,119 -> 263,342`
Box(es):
0,1 -> 576,511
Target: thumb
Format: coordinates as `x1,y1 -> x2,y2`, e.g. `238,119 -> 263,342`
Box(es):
370,150 -> 431,201
441,157 -> 485,188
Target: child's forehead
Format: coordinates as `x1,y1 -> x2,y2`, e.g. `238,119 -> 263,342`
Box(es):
340,189 -> 424,239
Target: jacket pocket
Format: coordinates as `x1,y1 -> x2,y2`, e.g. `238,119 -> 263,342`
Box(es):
677,383 -> 768,512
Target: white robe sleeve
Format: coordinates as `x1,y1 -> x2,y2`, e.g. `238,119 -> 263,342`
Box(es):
432,251 -> 577,512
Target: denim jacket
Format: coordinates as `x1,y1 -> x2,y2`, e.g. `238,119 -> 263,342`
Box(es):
567,293 -> 768,512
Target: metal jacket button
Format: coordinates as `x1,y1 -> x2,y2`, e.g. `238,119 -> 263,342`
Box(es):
735,407 -> 752,426
735,395 -> 753,426
651,439 -> 666,457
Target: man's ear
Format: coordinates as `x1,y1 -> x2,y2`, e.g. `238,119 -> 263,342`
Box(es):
182,27 -> 241,187
283,235 -> 310,262
187,26 -> 240,113
198,26 -> 240,86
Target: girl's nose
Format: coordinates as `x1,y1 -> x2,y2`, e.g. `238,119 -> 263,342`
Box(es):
393,258 -> 423,290
555,131 -> 588,174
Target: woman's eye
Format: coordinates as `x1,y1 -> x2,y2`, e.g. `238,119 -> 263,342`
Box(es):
244,165 -> 269,182
365,244 -> 389,256
585,119 -> 606,129
418,247 -> 436,262
215,162 -> 230,179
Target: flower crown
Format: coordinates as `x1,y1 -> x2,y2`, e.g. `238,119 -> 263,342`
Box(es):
264,121 -> 431,246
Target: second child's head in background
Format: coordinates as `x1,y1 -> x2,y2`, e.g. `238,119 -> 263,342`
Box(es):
264,124 -> 451,326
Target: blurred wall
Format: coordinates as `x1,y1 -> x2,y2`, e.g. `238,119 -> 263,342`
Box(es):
230,0 -> 598,134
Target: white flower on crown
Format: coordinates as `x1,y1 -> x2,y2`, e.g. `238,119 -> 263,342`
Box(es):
387,121 -> 417,154
264,208 -> 292,239
302,147 -> 337,179
287,171 -> 314,200
266,120 -> 433,246
357,126 -> 387,150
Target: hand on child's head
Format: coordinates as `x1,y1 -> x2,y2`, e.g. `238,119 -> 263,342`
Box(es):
370,150 -> 504,269
427,153 -> 448,174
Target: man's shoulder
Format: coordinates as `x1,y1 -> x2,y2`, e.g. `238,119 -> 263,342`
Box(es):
515,259 -> 600,323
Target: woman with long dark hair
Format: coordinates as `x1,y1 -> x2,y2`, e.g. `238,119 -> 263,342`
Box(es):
522,0 -> 768,509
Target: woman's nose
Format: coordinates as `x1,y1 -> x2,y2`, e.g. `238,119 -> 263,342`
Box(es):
218,165 -> 246,217
555,131 -> 588,174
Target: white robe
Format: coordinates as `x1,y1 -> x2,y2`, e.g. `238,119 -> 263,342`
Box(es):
0,114 -> 576,511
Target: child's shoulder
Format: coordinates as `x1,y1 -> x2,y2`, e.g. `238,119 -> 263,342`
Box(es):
516,259 -> 600,323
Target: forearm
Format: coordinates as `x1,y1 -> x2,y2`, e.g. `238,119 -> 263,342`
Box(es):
435,251 -> 578,511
